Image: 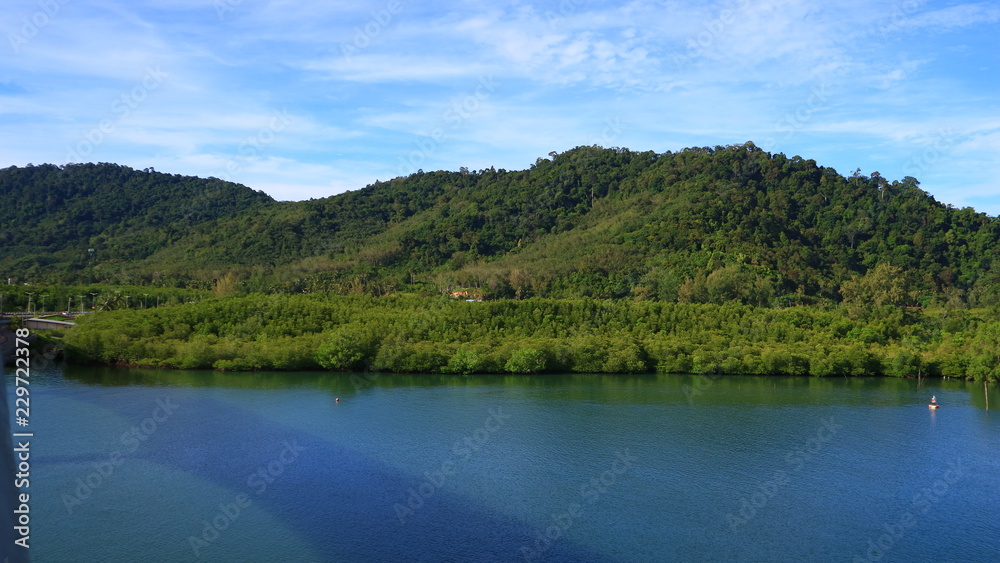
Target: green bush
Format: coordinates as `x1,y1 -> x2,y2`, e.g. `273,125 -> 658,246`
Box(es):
445,348 -> 484,374
505,348 -> 547,374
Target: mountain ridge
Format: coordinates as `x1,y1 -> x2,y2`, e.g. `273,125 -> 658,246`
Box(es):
3,142 -> 998,305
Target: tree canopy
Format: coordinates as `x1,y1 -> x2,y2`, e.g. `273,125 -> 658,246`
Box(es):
3,143 -> 998,306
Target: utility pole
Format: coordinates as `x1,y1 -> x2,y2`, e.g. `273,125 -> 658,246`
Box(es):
25,292 -> 34,315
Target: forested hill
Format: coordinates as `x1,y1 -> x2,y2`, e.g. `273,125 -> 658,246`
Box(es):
3,143 -> 999,305
0,163 -> 273,277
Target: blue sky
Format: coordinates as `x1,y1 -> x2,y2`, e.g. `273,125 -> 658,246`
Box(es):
2,1 -> 998,213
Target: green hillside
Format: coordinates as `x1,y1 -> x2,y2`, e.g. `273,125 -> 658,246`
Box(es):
0,163 -> 273,282
3,143 -> 999,306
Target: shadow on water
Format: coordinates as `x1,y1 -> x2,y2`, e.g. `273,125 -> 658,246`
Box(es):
49,366 -> 621,562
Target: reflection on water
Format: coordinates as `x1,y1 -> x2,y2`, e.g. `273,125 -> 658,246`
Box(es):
62,364 -> 994,408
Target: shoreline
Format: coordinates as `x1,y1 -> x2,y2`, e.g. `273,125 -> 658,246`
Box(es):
57,356 -> 992,381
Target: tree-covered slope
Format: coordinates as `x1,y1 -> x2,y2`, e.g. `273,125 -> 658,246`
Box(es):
0,163 -> 273,279
268,142 -> 999,303
4,143 -> 999,304
434,144 -> 1000,303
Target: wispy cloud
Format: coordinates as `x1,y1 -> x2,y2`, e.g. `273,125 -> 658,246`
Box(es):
884,2 -> 1000,34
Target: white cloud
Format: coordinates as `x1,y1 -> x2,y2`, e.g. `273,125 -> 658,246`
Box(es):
303,55 -> 488,83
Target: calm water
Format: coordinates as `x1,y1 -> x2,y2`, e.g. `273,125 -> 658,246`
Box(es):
8,364 -> 1000,562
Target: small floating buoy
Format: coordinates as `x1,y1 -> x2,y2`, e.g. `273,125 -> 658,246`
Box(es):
335,397 -> 340,402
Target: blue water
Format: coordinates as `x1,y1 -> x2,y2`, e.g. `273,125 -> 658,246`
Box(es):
8,366 -> 1000,562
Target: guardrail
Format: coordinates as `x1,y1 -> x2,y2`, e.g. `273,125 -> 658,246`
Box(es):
1,312 -> 79,318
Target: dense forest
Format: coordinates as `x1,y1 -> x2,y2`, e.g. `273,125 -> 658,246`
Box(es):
0,162 -> 272,284
60,294 -> 999,381
3,142 -> 1000,306
4,143 -> 1000,379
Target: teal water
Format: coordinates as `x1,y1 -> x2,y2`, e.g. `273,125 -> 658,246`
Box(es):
8,364 -> 1000,562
